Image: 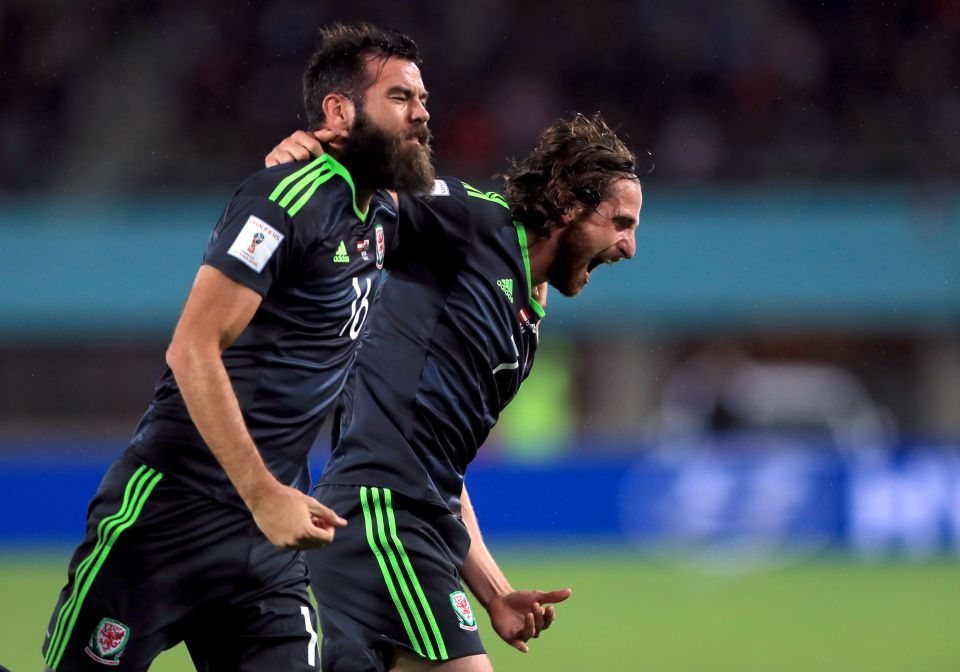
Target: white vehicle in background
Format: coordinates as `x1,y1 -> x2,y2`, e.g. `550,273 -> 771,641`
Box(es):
618,350 -> 960,560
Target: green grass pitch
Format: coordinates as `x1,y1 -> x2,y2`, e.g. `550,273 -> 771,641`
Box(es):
3,547 -> 957,671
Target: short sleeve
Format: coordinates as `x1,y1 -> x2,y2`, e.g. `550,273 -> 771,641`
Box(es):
203,196 -> 294,297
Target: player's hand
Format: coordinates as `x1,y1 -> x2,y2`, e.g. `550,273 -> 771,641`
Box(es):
249,482 -> 347,550
264,129 -> 336,167
487,588 -> 572,653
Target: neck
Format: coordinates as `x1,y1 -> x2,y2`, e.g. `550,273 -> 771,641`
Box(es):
353,186 -> 375,212
327,143 -> 375,212
524,229 -> 556,287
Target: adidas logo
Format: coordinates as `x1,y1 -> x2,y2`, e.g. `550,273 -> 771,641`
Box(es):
497,278 -> 513,303
333,241 -> 350,263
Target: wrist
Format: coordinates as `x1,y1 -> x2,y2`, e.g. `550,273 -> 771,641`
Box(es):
473,579 -> 512,611
482,589 -> 511,611
239,469 -> 282,512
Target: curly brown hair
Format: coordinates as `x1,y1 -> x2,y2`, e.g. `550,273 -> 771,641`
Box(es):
502,113 -> 638,236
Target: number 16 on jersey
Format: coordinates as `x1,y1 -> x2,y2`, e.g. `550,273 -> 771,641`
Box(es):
339,276 -> 372,340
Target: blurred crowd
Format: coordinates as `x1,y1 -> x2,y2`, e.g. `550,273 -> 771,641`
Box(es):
3,1 -> 959,442
3,0 -> 959,194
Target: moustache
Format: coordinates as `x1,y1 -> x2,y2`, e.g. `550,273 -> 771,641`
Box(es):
403,127 -> 431,146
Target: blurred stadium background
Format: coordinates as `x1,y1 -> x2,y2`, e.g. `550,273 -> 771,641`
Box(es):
2,1 -> 959,670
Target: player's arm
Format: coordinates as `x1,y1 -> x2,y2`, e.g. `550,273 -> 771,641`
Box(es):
266,130 -> 399,210
265,129 -> 334,167
269,134 -> 536,283
166,265 -> 345,549
459,484 -> 571,653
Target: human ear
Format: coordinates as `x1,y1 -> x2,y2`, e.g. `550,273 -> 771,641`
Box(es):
321,94 -> 355,139
556,192 -> 584,227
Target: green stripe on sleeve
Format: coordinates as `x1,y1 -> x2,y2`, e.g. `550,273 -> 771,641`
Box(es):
268,156 -> 328,202
287,171 -> 337,217
276,165 -> 333,209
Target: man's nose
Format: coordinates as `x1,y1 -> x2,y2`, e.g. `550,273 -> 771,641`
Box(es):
618,230 -> 636,260
411,98 -> 429,124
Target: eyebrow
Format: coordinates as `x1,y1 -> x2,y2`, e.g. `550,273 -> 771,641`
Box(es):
612,214 -> 638,228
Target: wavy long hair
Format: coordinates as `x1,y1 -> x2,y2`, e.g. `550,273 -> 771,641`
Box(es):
503,113 -> 638,236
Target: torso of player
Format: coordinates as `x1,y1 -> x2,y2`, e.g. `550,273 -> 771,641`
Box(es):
322,178 -> 544,513
127,155 -> 398,504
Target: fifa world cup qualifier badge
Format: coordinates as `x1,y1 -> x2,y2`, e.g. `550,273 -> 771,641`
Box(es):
84,618 -> 130,665
449,591 -> 477,631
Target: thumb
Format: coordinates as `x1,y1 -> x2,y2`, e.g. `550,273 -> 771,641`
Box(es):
532,282 -> 548,308
537,588 -> 572,605
307,498 -> 348,527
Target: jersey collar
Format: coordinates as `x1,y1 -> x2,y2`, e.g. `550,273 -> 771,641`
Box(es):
324,154 -> 369,222
514,221 -> 546,318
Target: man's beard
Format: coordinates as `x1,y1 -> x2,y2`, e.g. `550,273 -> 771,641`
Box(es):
338,108 -> 435,195
547,222 -> 593,297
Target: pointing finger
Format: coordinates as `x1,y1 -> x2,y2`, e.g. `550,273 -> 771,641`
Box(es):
307,499 -> 348,527
537,588 -> 572,605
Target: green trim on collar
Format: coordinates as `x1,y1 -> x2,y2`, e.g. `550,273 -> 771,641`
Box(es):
514,221 -> 546,318
324,153 -> 369,221
267,153 -> 369,221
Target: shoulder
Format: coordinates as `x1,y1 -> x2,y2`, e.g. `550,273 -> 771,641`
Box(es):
397,177 -> 470,242
235,156 -> 355,220
395,177 -> 512,249
402,177 -> 510,217
435,177 -> 512,236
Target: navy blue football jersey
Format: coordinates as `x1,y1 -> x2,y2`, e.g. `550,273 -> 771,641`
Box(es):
127,154 -> 398,505
319,178 -> 544,514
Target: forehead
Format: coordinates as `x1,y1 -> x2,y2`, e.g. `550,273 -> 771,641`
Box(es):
362,55 -> 425,93
600,178 -> 643,219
